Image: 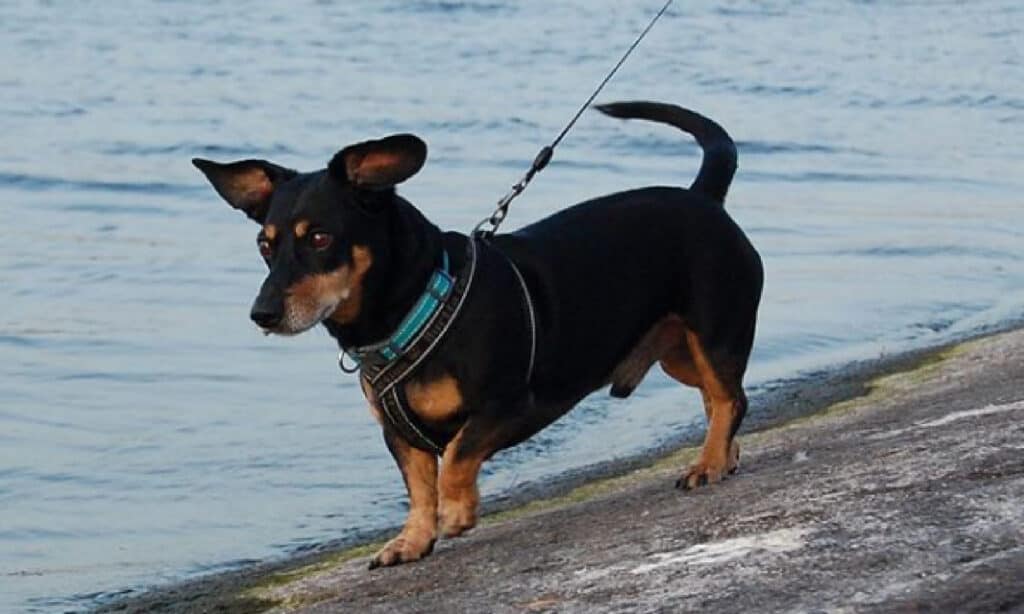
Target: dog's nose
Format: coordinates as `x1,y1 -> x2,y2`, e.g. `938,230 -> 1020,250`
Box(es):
250,306 -> 283,329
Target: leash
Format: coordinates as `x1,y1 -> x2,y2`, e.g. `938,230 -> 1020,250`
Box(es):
473,0 -> 675,237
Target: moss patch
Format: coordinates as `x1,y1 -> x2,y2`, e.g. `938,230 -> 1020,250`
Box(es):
240,542 -> 383,611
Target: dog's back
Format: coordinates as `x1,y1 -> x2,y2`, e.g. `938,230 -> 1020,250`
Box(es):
494,103 -> 762,400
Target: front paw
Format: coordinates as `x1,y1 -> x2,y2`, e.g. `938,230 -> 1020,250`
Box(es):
438,497 -> 478,538
369,531 -> 436,569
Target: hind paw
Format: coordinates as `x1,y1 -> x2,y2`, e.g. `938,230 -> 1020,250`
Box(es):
677,441 -> 740,490
675,460 -> 726,490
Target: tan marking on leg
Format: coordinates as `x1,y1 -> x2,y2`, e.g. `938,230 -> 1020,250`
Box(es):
263,223 -> 277,241
370,437 -> 438,568
660,345 -> 702,388
694,386 -> 739,474
293,219 -> 310,238
438,428 -> 483,538
405,374 -> 463,422
677,329 -> 742,489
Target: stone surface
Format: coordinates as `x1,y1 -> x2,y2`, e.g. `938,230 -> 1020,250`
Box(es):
100,329 -> 1024,614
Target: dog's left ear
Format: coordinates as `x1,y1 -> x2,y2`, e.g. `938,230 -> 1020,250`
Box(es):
329,134 -> 427,190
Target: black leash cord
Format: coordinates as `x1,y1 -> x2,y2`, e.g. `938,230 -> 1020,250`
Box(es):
474,0 -> 675,237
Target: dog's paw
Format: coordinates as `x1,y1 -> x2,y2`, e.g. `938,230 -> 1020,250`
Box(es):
675,454 -> 732,491
368,532 -> 435,569
438,498 -> 478,538
676,441 -> 741,490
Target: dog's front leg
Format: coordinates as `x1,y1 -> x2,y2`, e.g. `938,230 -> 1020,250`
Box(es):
437,408 -> 528,538
437,425 -> 485,538
369,430 -> 439,569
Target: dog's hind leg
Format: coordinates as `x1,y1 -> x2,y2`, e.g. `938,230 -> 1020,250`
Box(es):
661,328 -> 747,489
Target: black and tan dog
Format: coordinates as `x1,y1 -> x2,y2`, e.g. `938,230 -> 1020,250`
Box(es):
193,101 -> 763,569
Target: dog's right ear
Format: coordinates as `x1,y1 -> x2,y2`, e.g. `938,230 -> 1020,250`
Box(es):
191,158 -> 297,223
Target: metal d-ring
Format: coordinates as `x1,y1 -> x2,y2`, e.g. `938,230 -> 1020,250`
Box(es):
337,350 -> 360,374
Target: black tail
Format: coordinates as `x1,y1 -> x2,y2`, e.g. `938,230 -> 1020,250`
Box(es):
595,101 -> 737,204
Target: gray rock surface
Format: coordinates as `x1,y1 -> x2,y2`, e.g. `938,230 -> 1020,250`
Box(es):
101,329 -> 1024,613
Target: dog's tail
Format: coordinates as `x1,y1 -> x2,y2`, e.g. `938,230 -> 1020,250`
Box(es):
595,101 -> 737,204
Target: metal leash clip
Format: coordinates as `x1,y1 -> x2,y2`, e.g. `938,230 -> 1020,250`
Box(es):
473,145 -> 553,237
470,0 -> 671,238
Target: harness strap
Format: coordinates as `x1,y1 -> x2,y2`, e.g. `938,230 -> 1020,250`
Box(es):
503,254 -> 536,383
340,237 -> 535,454
357,238 -> 479,454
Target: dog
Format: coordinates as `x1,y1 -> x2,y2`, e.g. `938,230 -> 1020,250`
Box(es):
193,101 -> 763,569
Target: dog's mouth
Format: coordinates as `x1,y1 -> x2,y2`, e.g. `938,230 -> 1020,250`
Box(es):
257,266 -> 357,336
259,298 -> 342,337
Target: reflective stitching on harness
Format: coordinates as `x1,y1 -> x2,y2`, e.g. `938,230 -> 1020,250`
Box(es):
346,238 -> 479,454
505,256 -> 536,383
364,246 -> 468,386
349,255 -> 454,367
387,387 -> 442,455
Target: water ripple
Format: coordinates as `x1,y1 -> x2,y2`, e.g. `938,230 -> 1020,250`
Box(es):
0,172 -> 201,195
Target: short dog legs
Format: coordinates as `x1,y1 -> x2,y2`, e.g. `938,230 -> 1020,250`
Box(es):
438,429 -> 484,538
662,329 -> 747,490
370,432 -> 439,569
436,405 -> 540,538
677,392 -> 745,489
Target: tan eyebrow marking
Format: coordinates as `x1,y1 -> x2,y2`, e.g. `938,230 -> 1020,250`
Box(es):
263,224 -> 277,241
294,219 -> 310,239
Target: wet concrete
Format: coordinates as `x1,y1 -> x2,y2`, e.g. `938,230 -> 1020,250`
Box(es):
99,328 -> 1024,613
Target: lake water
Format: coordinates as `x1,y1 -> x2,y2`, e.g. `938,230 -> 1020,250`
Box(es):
1,1 -> 1022,611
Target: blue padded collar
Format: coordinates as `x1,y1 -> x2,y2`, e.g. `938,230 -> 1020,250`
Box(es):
346,251 -> 454,366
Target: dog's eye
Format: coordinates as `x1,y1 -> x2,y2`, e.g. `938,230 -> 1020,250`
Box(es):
310,232 -> 333,251
257,239 -> 273,258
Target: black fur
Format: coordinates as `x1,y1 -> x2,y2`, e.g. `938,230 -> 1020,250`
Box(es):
195,100 -> 763,558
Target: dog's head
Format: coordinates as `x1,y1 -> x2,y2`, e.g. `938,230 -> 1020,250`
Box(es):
193,134 -> 427,335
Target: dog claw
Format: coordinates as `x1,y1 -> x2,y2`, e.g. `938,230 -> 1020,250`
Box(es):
677,460 -> 726,491
369,535 -> 435,570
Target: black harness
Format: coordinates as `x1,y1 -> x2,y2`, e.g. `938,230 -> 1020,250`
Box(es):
339,237 -> 536,455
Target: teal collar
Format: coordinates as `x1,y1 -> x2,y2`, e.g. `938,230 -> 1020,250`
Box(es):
343,251 -> 454,368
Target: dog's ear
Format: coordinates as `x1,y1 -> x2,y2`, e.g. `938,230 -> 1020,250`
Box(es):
328,134 -> 427,190
191,158 -> 297,223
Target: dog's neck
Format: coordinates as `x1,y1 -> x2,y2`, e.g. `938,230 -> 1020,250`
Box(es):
323,198 -> 444,350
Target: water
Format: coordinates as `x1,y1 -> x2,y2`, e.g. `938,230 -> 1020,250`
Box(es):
1,1 -> 1021,611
